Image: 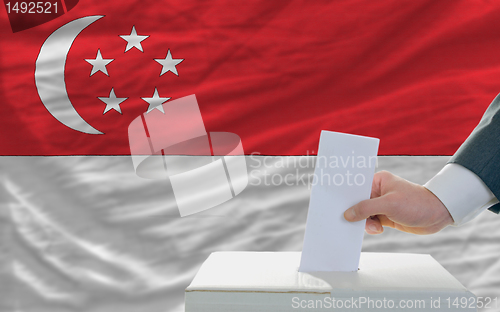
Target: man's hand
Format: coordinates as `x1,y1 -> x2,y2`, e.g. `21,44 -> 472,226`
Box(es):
344,171 -> 454,235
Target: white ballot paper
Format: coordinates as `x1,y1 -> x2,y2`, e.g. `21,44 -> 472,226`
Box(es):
299,131 -> 379,272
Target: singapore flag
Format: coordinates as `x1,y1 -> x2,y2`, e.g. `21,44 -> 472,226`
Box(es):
1,1 -> 500,312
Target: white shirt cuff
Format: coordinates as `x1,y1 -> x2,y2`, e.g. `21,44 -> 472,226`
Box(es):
424,163 -> 499,226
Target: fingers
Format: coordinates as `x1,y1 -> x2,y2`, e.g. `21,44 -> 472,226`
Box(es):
365,216 -> 383,234
370,170 -> 393,199
376,214 -> 396,228
344,195 -> 395,222
370,173 -> 382,199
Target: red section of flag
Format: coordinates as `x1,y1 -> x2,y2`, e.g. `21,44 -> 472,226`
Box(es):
64,0 -> 78,11
0,0 -> 499,155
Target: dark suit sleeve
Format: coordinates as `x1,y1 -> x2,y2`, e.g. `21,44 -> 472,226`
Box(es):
449,93 -> 500,213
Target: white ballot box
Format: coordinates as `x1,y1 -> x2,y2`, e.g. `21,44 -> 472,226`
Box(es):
185,252 -> 476,312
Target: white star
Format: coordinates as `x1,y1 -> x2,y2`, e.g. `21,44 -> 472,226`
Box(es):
119,26 -> 149,52
85,49 -> 114,76
141,87 -> 171,114
98,88 -> 128,114
154,49 -> 184,76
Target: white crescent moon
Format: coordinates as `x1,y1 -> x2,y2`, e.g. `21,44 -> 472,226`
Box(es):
35,15 -> 104,135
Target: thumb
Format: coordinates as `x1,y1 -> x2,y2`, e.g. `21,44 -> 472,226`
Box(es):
344,196 -> 394,222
